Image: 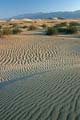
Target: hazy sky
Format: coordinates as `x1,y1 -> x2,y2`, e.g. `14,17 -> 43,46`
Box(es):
0,0 -> 80,18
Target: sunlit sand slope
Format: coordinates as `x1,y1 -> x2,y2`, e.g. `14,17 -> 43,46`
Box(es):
0,34 -> 80,120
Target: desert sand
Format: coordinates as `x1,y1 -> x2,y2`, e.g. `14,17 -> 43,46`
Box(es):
0,28 -> 80,120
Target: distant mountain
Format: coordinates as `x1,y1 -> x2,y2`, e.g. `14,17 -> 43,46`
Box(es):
12,10 -> 80,19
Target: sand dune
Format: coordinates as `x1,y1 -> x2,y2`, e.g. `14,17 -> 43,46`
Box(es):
0,33 -> 80,120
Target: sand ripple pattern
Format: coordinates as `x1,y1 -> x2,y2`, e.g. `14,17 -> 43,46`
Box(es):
0,36 -> 80,120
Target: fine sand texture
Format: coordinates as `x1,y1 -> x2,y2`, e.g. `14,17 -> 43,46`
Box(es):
0,32 -> 80,120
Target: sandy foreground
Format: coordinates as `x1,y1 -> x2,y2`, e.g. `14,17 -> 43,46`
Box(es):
0,31 -> 80,120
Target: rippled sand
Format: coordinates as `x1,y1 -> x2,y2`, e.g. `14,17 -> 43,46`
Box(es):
0,33 -> 80,120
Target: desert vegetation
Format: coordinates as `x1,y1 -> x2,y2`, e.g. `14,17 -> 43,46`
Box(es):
12,28 -> 22,34
0,19 -> 80,37
69,21 -> 80,26
46,27 -> 58,35
0,26 -> 22,37
28,24 -> 37,30
46,21 -> 79,35
41,24 -> 47,28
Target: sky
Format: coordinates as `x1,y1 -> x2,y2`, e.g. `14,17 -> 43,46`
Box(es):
0,0 -> 80,18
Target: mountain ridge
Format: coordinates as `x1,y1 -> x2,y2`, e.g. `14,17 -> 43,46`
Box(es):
12,10 -> 80,19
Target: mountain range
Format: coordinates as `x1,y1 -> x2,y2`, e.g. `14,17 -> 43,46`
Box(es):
12,10 -> 80,19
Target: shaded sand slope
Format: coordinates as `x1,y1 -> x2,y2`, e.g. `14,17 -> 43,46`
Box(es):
0,34 -> 80,120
